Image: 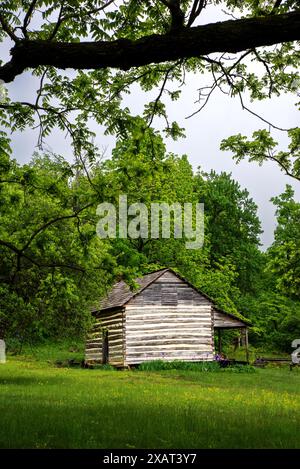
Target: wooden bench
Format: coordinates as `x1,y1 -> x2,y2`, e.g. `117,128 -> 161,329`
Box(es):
218,359 -> 249,368
254,357 -> 291,368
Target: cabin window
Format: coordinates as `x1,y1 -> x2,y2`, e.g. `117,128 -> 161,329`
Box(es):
102,330 -> 109,364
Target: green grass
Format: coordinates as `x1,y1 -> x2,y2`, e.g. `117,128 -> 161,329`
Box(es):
137,359 -> 256,372
6,339 -> 85,363
1,355 -> 300,449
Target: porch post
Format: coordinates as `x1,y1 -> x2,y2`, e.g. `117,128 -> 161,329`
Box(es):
245,327 -> 249,364
218,329 -> 222,354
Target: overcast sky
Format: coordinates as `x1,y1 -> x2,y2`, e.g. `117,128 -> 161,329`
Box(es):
1,5 -> 300,249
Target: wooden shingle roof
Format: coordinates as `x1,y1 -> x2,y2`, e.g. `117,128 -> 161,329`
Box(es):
91,268 -> 168,313
91,268 -> 251,326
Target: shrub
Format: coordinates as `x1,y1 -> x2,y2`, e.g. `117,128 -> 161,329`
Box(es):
137,360 -> 256,373
138,360 -> 221,372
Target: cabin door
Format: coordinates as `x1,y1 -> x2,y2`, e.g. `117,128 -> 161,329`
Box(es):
102,330 -> 109,364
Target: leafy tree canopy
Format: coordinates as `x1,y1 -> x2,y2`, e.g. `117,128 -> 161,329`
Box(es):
0,0 -> 300,174
1,1 -> 300,353
267,185 -> 300,299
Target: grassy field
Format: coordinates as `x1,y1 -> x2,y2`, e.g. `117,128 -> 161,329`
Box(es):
1,352 -> 300,449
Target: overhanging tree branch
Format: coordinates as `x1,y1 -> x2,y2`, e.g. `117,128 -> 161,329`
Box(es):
22,0 -> 38,38
0,202 -> 96,276
265,152 -> 300,182
48,0 -> 116,41
159,0 -> 185,31
187,0 -> 207,27
0,239 -> 85,273
0,13 -> 19,42
21,202 -> 95,253
270,0 -> 283,15
1,11 -> 300,83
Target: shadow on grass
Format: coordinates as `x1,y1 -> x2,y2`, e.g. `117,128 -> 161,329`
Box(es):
0,396 -> 299,449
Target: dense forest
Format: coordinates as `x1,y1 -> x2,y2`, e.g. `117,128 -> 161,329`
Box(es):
1,1 -> 300,354
1,124 -> 299,352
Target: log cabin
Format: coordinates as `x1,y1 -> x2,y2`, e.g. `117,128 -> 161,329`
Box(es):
85,268 -> 250,367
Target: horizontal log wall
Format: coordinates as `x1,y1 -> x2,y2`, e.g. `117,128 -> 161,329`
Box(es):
85,308 -> 125,366
125,271 -> 214,364
125,306 -> 214,363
